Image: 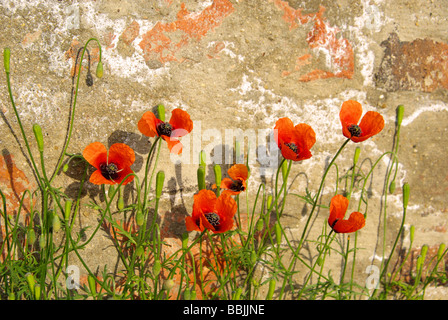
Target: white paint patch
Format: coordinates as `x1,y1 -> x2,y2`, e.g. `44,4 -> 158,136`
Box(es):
347,0 -> 391,87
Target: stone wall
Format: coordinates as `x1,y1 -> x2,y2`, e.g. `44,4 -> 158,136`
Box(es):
0,0 -> 447,298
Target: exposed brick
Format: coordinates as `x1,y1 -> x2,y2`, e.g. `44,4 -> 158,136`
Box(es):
375,32 -> 448,92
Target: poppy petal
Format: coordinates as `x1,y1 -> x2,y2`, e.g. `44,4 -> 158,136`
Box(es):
108,143 -> 136,168
274,117 -> 294,147
340,100 -> 363,138
163,136 -> 183,155
215,193 -> 237,221
227,164 -> 248,181
328,194 -> 349,227
332,211 -> 365,233
89,169 -> 114,185
220,178 -> 234,190
185,216 -> 201,232
138,111 -> 161,137
352,111 -> 385,143
115,166 -> 135,185
192,189 -> 216,217
169,109 -> 193,135
293,123 -> 316,150
278,141 -> 299,161
83,142 -> 107,169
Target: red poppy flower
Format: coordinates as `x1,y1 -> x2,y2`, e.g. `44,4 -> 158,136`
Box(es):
219,164 -> 248,196
274,118 -> 316,161
83,142 -> 135,185
328,194 -> 365,233
340,100 -> 384,143
138,108 -> 193,154
185,189 -> 237,234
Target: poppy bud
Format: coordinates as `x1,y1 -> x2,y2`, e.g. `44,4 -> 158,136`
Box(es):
96,61 -> 103,78
156,171 -> 165,199
190,290 -> 197,300
233,287 -> 243,300
163,279 -> 175,291
62,163 -> 69,172
32,124 -> 44,153
200,150 -> 206,169
64,200 -> 72,221
117,195 -> 124,210
214,164 -> 221,187
181,232 -> 189,250
27,228 -> 36,246
108,185 -> 115,198
157,104 -> 165,122
255,218 -> 264,232
353,147 -> 361,165
396,105 -> 404,127
420,244 -> 428,260
88,275 -> 97,296
402,183 -> 410,209
136,209 -> 144,226
410,225 -> 415,243
34,284 -> 41,300
39,235 -> 46,249
136,245 -> 144,258
25,273 -> 36,295
250,250 -> 257,265
274,222 -> 282,246
437,243 -> 446,261
52,212 -> 61,233
4,47 -> 10,73
416,254 -> 424,274
316,257 -> 323,267
153,259 -> 162,277
266,279 -> 276,300
389,181 -> 396,194
197,167 -> 205,191
267,195 -> 273,211
183,287 -> 191,300
8,292 -> 15,300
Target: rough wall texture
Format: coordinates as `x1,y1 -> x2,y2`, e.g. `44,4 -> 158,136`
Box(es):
0,0 -> 447,298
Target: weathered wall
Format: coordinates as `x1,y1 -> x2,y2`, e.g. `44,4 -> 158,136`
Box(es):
1,0 -> 447,298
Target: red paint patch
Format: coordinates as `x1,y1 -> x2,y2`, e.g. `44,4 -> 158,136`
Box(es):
273,1 -> 354,81
139,0 -> 234,65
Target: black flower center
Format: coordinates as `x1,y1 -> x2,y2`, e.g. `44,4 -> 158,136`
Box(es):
100,162 -> 120,181
157,122 -> 173,137
205,212 -> 220,227
230,179 -> 245,192
285,142 -> 298,154
348,124 -> 362,137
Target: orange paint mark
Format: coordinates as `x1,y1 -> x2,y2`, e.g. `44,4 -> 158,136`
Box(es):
121,20 -> 140,46
273,1 -> 354,81
64,39 -> 100,77
0,152 -> 35,261
0,152 -> 35,216
139,0 -> 234,64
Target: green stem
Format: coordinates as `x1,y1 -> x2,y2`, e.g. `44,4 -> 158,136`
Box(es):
50,38 -> 102,183
278,138 -> 350,299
